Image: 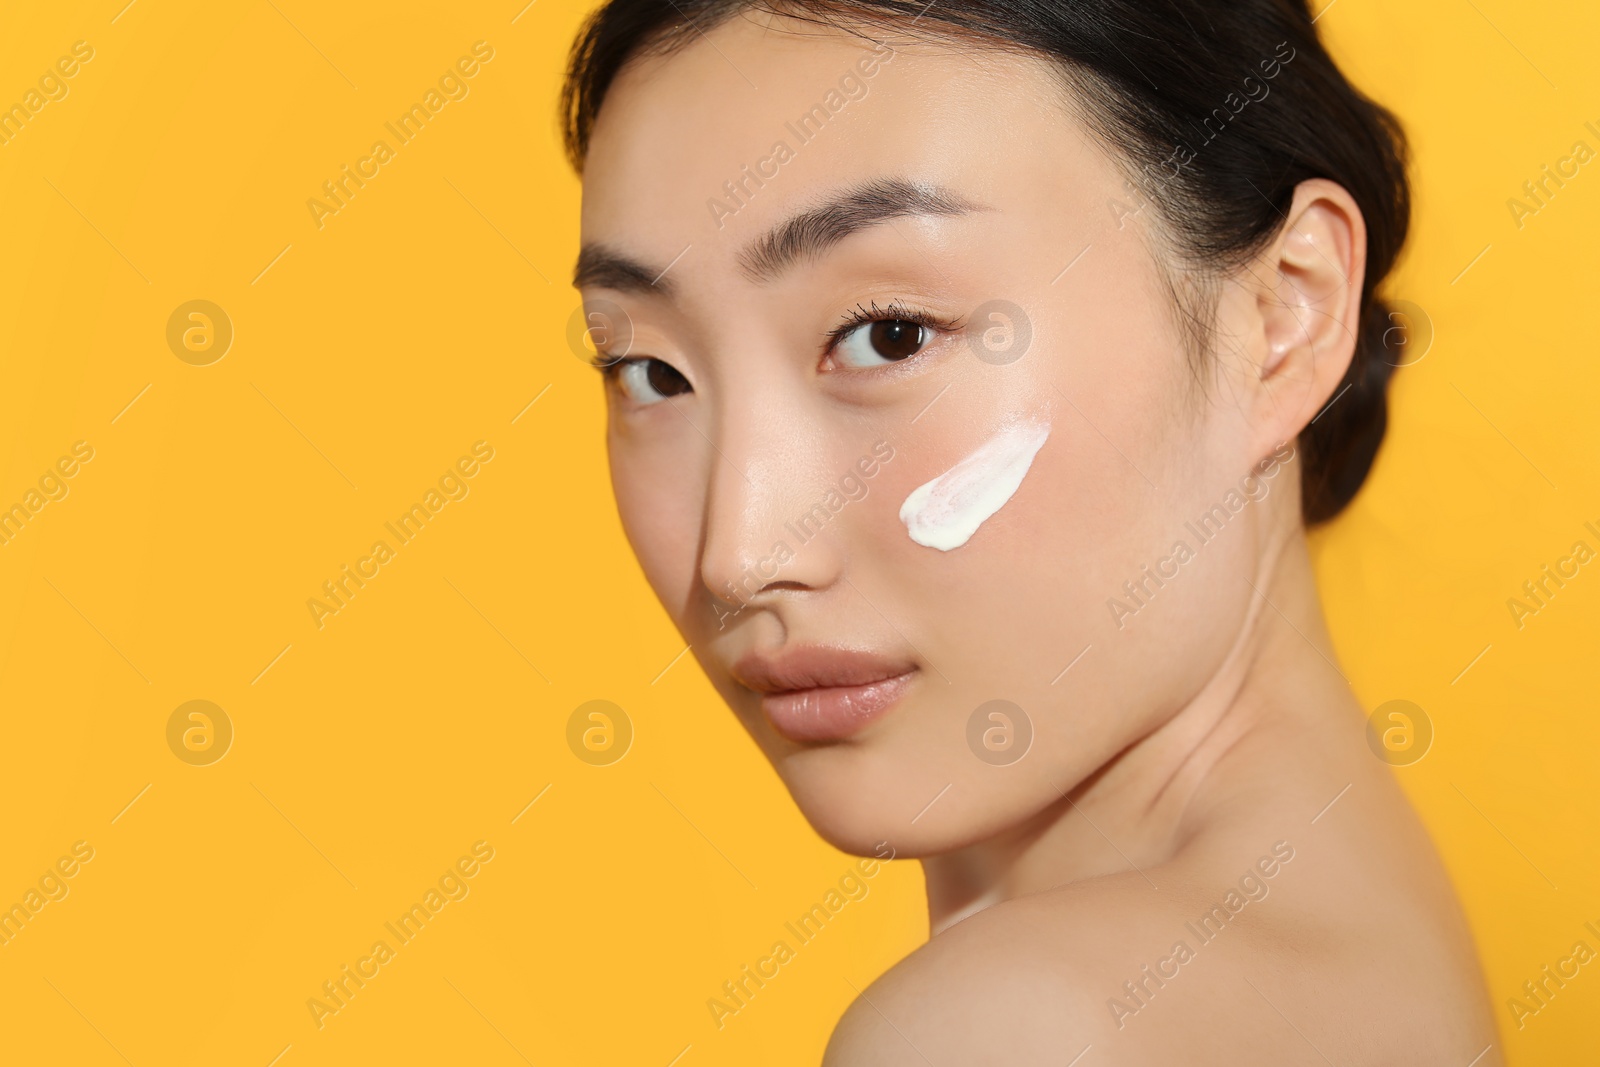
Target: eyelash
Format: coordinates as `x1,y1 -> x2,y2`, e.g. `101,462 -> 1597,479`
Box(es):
593,299 -> 961,383
823,300 -> 961,358
593,352 -> 632,380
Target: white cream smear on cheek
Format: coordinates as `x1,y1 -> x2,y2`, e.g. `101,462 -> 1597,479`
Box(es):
898,419 -> 1051,551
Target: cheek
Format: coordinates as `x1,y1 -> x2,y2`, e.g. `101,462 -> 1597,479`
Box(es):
882,420 -> 1115,676
610,447 -> 702,612
827,325 -> 1221,762
897,419 -> 1050,551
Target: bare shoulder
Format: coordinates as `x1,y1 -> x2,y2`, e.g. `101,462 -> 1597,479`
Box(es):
823,868 -> 1281,1065
824,841 -> 1503,1066
821,870 -> 1146,1066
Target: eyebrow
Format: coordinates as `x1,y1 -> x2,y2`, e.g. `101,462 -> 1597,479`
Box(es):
572,243 -> 671,296
739,178 -> 982,281
572,178 -> 983,294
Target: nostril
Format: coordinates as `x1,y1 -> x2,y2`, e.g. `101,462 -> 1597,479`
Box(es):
757,579 -> 810,595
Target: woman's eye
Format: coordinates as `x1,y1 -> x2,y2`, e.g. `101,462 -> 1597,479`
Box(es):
615,358 -> 692,405
834,319 -> 931,369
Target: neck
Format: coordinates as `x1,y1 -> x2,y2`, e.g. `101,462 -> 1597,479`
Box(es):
919,516 -> 1342,935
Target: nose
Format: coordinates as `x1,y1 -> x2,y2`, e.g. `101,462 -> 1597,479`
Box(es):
697,404 -> 846,614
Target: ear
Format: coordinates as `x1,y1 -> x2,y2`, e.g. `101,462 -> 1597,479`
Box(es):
1219,178 -> 1367,458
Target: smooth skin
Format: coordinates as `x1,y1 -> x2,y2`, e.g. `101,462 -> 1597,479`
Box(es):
577,13 -> 1501,1064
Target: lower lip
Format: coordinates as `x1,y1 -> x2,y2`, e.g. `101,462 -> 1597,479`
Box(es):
761,671 -> 917,743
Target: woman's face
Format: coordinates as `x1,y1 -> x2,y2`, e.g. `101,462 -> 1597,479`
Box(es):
579,16 -> 1295,855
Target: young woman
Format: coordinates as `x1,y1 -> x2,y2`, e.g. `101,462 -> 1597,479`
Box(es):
562,1 -> 1501,1061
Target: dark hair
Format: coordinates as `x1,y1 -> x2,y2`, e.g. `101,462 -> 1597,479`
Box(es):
561,0 -> 1410,524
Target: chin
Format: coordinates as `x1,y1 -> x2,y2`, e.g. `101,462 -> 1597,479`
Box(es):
763,734 -> 1024,860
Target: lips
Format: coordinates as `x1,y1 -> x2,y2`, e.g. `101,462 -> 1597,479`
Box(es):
732,646 -> 918,743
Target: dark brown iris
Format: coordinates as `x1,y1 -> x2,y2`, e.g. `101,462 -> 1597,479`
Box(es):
869,320 -> 924,361
645,359 -> 691,397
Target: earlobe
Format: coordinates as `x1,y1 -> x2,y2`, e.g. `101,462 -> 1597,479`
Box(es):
1254,179 -> 1366,444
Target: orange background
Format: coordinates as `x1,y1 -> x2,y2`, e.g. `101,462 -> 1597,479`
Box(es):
0,1 -> 1595,1063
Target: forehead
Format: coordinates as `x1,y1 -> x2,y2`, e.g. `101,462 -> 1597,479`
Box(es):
578,16 -> 1107,265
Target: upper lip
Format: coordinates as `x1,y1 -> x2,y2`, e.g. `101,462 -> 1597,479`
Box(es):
731,645 -> 918,694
